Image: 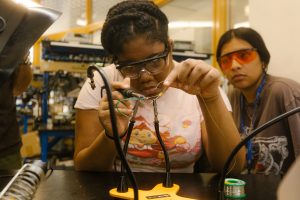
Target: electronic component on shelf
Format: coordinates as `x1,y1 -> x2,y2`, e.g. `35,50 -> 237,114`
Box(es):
41,40 -> 107,63
171,40 -> 211,61
173,40 -> 194,52
0,160 -> 47,200
172,51 -> 211,62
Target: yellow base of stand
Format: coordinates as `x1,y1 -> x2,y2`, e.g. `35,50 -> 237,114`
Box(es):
109,183 -> 196,200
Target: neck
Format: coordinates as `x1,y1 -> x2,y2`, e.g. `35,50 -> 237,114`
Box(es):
241,74 -> 266,103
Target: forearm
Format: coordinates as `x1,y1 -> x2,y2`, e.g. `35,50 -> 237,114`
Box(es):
198,93 -> 245,173
74,130 -> 117,171
74,109 -> 119,171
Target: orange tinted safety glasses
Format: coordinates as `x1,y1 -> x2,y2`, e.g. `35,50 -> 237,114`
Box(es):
218,48 -> 257,71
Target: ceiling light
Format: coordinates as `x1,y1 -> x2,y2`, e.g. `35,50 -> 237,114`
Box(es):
234,21 -> 250,28
76,19 -> 87,26
13,0 -> 41,7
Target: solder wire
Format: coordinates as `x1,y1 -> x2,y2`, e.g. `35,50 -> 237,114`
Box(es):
224,178 -> 246,198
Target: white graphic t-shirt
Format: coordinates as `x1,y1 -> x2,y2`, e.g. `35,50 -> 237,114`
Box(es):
75,64 -> 232,173
123,87 -> 202,172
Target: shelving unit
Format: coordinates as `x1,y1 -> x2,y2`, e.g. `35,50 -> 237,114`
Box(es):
172,51 -> 211,62
34,40 -> 109,163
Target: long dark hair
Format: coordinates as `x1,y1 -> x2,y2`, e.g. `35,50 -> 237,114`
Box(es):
216,27 -> 270,68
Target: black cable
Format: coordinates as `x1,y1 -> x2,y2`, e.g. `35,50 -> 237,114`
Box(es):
117,118 -> 135,193
87,65 -> 139,200
118,101 -> 139,193
218,106 -> 300,200
153,100 -> 173,187
154,121 -> 173,187
103,128 -> 128,140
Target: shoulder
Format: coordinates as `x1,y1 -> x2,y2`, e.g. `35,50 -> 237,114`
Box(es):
265,75 -> 300,108
102,64 -> 124,81
227,86 -> 242,104
266,75 -> 300,96
74,64 -> 123,109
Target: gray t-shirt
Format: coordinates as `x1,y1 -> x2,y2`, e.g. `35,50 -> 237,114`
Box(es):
229,75 -> 300,174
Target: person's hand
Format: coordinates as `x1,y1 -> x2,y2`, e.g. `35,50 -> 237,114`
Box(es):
21,52 -> 32,66
98,78 -> 132,137
163,59 -> 221,99
13,51 -> 32,96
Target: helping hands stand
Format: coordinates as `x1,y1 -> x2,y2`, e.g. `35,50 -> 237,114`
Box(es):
110,183 -> 195,200
110,99 -> 195,200
87,65 -> 195,200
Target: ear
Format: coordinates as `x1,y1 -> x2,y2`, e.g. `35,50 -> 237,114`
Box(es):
262,62 -> 268,73
168,38 -> 174,52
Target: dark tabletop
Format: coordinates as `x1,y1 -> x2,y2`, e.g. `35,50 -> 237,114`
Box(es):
0,170 -> 281,200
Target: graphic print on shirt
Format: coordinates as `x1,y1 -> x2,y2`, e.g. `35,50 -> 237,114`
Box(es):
124,115 -> 201,169
252,136 -> 289,174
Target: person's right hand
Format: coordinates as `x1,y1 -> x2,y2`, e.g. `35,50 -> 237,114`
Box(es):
98,78 -> 132,138
163,59 -> 221,100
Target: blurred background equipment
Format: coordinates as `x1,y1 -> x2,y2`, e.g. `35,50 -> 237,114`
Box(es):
41,40 -> 106,63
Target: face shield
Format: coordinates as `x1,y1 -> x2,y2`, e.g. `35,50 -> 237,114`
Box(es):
0,0 -> 61,85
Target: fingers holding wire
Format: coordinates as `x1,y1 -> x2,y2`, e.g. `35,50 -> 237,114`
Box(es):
197,67 -> 221,94
164,59 -> 220,97
100,91 -> 132,117
164,59 -> 204,89
176,60 -> 194,84
187,60 -> 221,97
98,92 -> 132,138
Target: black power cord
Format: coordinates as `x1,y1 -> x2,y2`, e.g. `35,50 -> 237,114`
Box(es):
153,99 -> 173,188
87,65 -> 139,200
118,101 -> 139,193
218,106 -> 300,200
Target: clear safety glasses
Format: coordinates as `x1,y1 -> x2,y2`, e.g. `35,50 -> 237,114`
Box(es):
115,48 -> 169,79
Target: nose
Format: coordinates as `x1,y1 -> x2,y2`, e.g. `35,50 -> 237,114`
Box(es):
136,68 -> 154,84
230,58 -> 242,71
140,68 -> 148,74
139,68 -> 152,77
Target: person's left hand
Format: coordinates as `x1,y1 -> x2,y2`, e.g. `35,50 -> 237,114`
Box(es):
21,54 -> 31,66
12,51 -> 32,96
163,59 -> 221,99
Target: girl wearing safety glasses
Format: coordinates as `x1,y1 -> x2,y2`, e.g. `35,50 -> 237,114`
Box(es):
217,27 -> 300,175
74,0 -> 246,173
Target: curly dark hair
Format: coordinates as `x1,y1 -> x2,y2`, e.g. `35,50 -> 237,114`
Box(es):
101,0 -> 169,56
